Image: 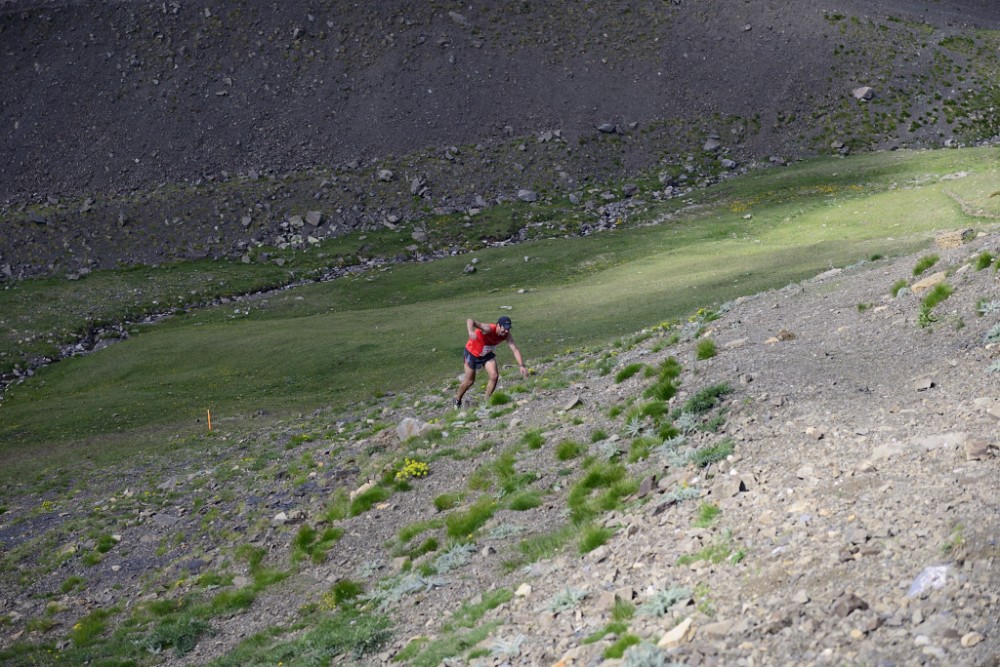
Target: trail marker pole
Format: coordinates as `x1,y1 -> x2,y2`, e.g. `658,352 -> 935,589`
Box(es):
207,409 -> 212,432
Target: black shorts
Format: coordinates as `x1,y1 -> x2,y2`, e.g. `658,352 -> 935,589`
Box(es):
464,350 -> 496,369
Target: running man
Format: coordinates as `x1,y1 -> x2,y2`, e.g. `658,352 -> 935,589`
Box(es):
455,315 -> 528,408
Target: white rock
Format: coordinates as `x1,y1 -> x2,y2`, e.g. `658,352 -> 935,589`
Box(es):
658,617 -> 695,648
961,632 -> 985,647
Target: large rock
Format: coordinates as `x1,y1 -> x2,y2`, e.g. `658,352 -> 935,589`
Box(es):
910,271 -> 946,294
517,189 -> 539,203
397,417 -> 433,441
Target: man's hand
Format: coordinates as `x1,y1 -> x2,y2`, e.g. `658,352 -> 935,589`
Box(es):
518,364 -> 529,378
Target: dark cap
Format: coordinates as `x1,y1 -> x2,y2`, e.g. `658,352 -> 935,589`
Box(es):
497,316 -> 512,329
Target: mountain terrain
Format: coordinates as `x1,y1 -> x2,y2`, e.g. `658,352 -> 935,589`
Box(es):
2,0 -> 1000,279
1,1 -> 1000,666
0,228 -> 998,666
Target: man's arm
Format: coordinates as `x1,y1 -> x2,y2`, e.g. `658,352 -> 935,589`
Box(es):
468,319 -> 493,336
506,335 -> 529,377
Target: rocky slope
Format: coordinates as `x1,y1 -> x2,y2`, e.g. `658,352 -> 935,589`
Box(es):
2,0 -> 1000,279
1,228 -> 998,666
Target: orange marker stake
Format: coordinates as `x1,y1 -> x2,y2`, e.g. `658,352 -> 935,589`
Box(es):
207,409 -> 212,432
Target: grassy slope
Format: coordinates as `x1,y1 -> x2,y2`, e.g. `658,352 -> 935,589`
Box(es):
0,147 -> 997,483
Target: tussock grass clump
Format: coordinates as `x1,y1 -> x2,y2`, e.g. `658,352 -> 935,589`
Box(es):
567,461 -> 638,525
891,278 -> 909,297
292,525 -> 345,564
975,252 -> 994,270
921,283 -> 953,309
644,357 -> 682,401
695,338 -> 718,360
603,634 -> 642,660
469,449 -> 537,495
445,497 -> 497,540
522,429 -> 545,450
70,608 -> 112,648
433,493 -> 461,512
488,391 -> 512,406
505,524 -> 576,571
350,486 -> 392,517
682,383 -> 733,414
627,436 -> 658,463
145,615 -> 210,657
555,440 -> 586,461
323,579 -> 365,610
579,524 -> 615,553
615,363 -> 644,383
913,254 -> 940,275
506,490 -> 542,511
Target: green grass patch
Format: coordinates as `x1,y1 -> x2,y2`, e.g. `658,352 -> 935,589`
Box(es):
615,363 -> 644,382
603,634 -> 642,659
2,148 -> 996,483
442,589 -> 514,632
693,503 -> 722,528
505,523 -> 576,570
567,461 -> 638,525
433,493 -> 461,512
695,338 -> 718,360
207,609 -> 391,666
522,429 -> 545,450
891,278 -> 909,297
643,357 -> 682,401
555,439 -> 586,461
922,282 -> 953,309
579,524 -> 615,553
291,524 -> 344,565
627,436 -> 657,463
913,254 -> 940,275
445,497 -> 497,540
506,490 -> 543,511
349,485 -> 393,517
683,383 -> 733,415
396,623 -> 497,667
487,391 -> 512,406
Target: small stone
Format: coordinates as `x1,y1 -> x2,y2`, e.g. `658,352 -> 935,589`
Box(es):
961,632 -> 984,647
701,619 -> 734,637
852,86 -> 875,101
964,439 -> 991,460
515,583 -> 532,597
832,593 -> 868,618
563,396 -> 582,411
588,545 -> 609,563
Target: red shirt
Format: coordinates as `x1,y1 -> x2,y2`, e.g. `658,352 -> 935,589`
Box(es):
465,324 -> 508,357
